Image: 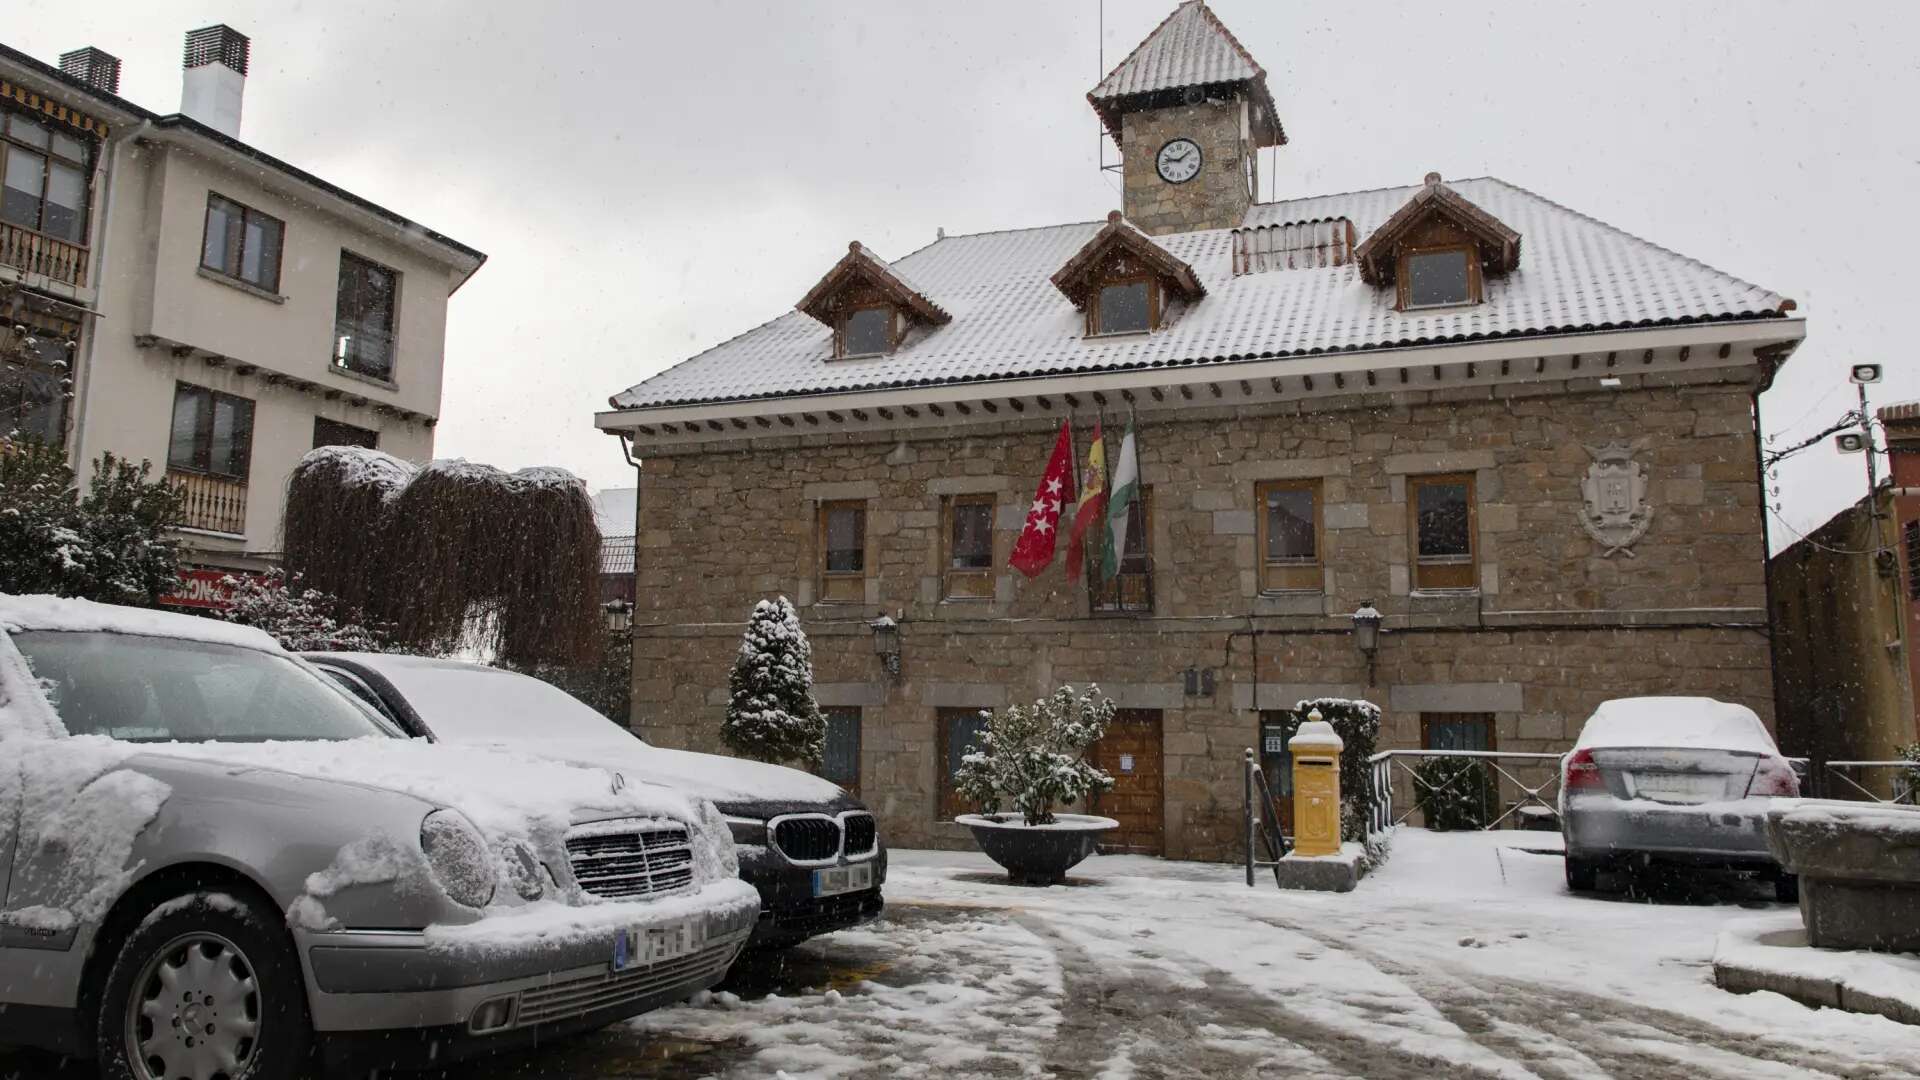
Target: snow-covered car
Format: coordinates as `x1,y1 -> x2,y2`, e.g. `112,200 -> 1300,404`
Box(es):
303,652 -> 886,949
1559,696 -> 1801,898
0,595 -> 759,1075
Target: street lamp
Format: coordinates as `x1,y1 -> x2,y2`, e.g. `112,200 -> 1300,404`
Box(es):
869,615 -> 902,679
601,598 -> 633,632
1350,601 -> 1383,686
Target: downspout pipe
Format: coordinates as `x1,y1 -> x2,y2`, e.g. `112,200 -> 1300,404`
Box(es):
69,119 -> 150,468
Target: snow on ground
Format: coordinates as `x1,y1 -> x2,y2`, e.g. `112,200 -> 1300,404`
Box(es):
619,829 -> 1920,1080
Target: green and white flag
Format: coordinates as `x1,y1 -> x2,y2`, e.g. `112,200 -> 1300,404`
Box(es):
1102,420 -> 1140,581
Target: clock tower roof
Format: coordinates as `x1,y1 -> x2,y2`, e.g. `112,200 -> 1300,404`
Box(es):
1089,0 -> 1284,149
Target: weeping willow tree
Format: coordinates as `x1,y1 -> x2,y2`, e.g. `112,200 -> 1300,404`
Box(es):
282,448 -> 601,666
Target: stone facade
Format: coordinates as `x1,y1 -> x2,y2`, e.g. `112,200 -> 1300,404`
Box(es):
1121,99 -> 1253,235
629,368 -> 1776,862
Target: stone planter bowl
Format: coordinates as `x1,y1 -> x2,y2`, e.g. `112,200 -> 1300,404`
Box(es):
956,813 -> 1119,886
1765,799 -> 1920,953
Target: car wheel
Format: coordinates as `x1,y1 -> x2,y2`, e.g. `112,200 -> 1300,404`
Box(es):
1774,873 -> 1800,904
96,891 -> 313,1080
1565,855 -> 1600,892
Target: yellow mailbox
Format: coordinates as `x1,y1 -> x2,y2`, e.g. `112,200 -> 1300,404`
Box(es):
1288,710 -> 1345,858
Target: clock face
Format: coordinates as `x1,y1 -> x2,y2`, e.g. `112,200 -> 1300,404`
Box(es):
1156,138 -> 1202,184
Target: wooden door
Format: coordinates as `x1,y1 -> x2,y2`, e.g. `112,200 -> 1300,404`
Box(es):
1089,709 -> 1164,856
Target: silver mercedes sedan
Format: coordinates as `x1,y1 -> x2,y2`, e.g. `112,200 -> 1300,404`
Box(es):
0,595 -> 759,1078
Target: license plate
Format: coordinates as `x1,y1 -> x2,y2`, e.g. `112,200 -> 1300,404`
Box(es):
812,862 -> 874,898
1631,773 -> 1720,801
612,918 -> 704,971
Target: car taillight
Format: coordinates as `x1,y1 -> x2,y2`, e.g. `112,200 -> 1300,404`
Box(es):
1564,748 -> 1603,792
1748,756 -> 1800,797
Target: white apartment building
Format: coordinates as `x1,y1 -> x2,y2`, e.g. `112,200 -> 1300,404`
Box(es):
0,26 -> 483,600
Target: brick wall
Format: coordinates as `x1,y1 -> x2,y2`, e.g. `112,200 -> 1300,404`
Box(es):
631,369 -> 1774,860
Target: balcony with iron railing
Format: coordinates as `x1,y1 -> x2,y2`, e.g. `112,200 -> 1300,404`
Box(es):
1089,561 -> 1154,616
0,220 -> 89,288
167,469 -> 249,537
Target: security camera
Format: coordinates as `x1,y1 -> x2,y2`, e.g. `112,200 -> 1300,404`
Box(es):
1851,363 -> 1883,385
1835,432 -> 1867,454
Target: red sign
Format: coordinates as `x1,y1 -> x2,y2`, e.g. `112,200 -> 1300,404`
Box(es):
161,567 -> 244,610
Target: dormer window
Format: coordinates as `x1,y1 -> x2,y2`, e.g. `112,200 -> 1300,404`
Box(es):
1355,174 -> 1521,313
1402,246 -> 1476,309
796,241 -> 951,360
1052,211 -> 1205,339
840,305 -> 895,357
1093,279 -> 1154,336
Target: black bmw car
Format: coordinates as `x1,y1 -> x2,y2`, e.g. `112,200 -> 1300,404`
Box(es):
305,652 -> 885,948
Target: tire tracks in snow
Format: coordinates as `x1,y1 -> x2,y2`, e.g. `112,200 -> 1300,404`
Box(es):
1257,915 -> 1916,1080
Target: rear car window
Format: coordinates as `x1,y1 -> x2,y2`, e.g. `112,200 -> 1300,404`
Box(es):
14,631 -> 401,743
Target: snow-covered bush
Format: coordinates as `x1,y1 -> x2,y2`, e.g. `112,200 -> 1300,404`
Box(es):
954,684 -> 1116,826
218,569 -> 390,653
722,597 -> 825,765
1898,742 -> 1920,806
0,435 -> 181,606
1413,757 -> 1497,831
1295,697 -> 1381,841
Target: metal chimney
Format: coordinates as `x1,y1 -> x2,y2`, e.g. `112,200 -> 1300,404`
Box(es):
58,47 -> 122,95
180,25 -> 249,137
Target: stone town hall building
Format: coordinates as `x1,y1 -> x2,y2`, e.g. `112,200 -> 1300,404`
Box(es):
595,2 -> 1804,860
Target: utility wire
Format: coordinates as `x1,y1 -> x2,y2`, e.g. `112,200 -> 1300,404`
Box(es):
1762,411 -> 1863,470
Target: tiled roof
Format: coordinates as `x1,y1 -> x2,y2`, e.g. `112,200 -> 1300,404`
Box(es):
609,178 -> 1788,411
1090,1 -> 1262,101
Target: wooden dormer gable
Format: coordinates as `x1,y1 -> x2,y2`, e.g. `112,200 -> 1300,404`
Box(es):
797,242 -> 951,357
1354,174 -> 1523,302
1052,212 -> 1207,312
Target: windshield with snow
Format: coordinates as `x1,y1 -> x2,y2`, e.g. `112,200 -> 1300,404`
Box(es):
376,661 -> 629,746
15,631 -> 398,743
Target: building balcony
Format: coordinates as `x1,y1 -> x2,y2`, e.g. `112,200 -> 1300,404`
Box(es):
0,220 -> 89,289
1090,563 -> 1154,616
167,469 -> 248,537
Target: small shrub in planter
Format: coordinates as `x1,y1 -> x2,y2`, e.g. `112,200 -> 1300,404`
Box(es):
956,685 -> 1116,825
1413,757 -> 1498,831
953,685 -> 1118,884
1292,698 -> 1381,841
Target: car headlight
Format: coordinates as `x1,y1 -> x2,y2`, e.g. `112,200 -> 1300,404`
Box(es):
420,810 -> 496,909
724,815 -> 768,846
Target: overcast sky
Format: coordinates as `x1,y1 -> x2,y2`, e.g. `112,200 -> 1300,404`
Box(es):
12,1 -> 1918,547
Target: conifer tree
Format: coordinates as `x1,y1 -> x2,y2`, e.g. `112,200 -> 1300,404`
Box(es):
722,596 -> 825,765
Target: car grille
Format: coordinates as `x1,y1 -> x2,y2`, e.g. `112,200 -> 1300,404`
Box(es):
512,938 -> 738,1029
843,813 -> 877,856
566,822 -> 694,899
773,816 -> 840,862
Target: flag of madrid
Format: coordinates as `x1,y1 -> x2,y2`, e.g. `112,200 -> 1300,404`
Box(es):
1009,420 -> 1076,577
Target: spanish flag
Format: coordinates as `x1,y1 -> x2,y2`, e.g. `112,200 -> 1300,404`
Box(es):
1065,419 -> 1106,580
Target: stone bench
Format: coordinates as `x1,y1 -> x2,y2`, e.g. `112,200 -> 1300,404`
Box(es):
1766,800 -> 1920,953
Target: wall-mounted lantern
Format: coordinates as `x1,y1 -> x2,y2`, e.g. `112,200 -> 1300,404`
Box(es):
869,614 -> 901,679
1351,601 -> 1384,686
602,598 -> 633,633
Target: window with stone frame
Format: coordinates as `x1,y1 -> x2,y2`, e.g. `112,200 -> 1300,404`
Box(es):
1422,712 -> 1494,752
937,706 -> 992,820
1256,479 -> 1322,592
944,493 -> 995,599
818,706 -> 862,795
817,499 -> 868,603
1,109 -> 91,244
201,192 -> 285,293
839,305 -> 896,357
312,416 -> 378,451
1409,472 -> 1477,591
1089,487 -> 1152,615
0,306 -> 77,445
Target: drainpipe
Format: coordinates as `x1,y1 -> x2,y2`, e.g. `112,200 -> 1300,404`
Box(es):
68,119 -> 150,467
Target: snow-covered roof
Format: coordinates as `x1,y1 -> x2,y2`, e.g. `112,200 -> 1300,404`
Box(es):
1091,1 -> 1261,101
0,594 -> 279,652
592,487 -> 637,536
608,178 -> 1789,412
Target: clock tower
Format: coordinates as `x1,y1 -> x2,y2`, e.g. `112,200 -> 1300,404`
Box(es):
1089,1 -> 1286,236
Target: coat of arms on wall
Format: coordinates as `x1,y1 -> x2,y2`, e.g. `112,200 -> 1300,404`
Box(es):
1578,441 -> 1653,557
